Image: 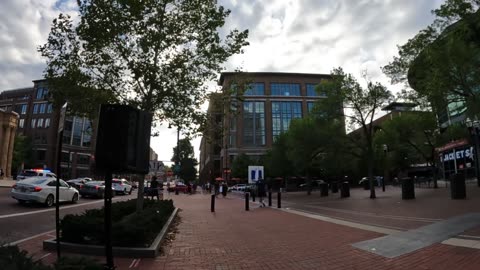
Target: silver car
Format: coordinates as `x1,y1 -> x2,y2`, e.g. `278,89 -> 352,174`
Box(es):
11,177 -> 79,207
112,179 -> 133,195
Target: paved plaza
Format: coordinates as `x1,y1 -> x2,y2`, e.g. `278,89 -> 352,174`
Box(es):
14,184 -> 480,269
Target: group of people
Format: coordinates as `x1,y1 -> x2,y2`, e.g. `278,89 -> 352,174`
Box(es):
207,179 -> 268,207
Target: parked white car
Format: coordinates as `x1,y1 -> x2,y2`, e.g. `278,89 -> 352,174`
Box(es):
230,184 -> 247,192
112,178 -> 133,195
11,177 -> 79,207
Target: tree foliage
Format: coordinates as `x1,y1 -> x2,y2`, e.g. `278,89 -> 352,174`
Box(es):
318,68 -> 393,198
231,153 -> 252,179
12,136 -> 33,173
39,0 -> 249,132
383,0 -> 480,118
171,138 -> 197,181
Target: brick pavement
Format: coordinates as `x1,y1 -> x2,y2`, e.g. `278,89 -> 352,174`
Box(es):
15,190 -> 480,269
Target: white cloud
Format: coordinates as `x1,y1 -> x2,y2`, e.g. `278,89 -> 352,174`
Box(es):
0,0 -> 446,163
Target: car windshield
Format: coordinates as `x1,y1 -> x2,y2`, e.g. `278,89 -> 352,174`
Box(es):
21,171 -> 38,177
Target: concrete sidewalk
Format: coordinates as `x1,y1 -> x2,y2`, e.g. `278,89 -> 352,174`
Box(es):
16,191 -> 480,269
0,178 -> 15,188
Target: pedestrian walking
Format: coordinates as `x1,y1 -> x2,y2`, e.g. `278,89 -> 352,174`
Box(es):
150,176 -> 160,200
0,168 -> 3,179
257,179 -> 266,207
221,182 -> 228,198
167,182 -> 171,194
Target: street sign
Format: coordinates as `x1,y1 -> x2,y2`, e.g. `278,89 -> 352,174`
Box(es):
58,102 -> 68,134
149,161 -> 165,176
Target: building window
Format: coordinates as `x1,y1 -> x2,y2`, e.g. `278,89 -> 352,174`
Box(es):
19,119 -> 25,128
33,104 -> 39,114
271,83 -> 301,96
61,152 -> 71,163
72,117 -> 84,146
37,118 -> 44,128
45,118 -> 51,128
36,87 -> 49,99
306,83 -> 327,97
39,103 -> 47,114
36,149 -> 46,161
77,154 -> 90,165
47,103 -> 53,113
31,119 -> 37,129
243,101 -> 265,146
272,101 -> 302,139
62,117 -> 73,144
82,119 -> 92,147
307,102 -> 315,112
21,104 -> 27,115
244,83 -> 265,96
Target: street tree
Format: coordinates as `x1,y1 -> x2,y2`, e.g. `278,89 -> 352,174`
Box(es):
264,133 -> 293,181
39,0 -> 249,210
319,68 -> 393,199
171,138 -> 197,182
12,136 -> 33,175
383,0 -> 480,117
231,154 -> 253,180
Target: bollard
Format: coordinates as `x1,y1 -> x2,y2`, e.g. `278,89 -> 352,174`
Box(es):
277,192 -> 281,208
175,188 -> 179,195
251,190 -> 256,202
340,182 -> 350,198
268,191 -> 272,207
245,192 -> 250,211
211,194 -> 215,212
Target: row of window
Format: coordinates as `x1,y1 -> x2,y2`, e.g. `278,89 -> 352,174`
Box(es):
36,87 -> 49,100
241,101 -> 318,146
18,118 -> 51,129
12,103 -> 53,115
241,83 -> 327,97
63,116 -> 92,147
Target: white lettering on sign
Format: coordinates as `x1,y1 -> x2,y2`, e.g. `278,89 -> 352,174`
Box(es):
443,147 -> 474,162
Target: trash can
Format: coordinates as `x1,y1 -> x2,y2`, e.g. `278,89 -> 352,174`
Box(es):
340,182 -> 350,198
450,173 -> 466,199
320,183 -> 328,197
330,182 -> 339,193
401,177 -> 415,200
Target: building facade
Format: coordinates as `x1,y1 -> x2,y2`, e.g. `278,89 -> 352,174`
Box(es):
0,80 -> 94,179
0,109 -> 19,178
199,72 -> 332,182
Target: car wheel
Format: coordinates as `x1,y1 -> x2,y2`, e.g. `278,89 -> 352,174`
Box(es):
45,195 -> 54,207
98,192 -> 104,199
128,188 -> 132,195
71,193 -> 79,204
123,188 -> 127,195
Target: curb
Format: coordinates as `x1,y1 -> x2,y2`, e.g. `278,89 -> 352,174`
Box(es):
43,207 -> 179,258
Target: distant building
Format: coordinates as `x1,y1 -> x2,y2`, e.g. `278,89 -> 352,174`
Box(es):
199,72 -> 335,182
149,147 -> 158,161
0,80 -> 94,179
0,109 -> 19,178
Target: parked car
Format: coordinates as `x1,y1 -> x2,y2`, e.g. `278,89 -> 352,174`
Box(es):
174,183 -> 188,193
67,177 -> 93,189
112,178 -> 133,195
230,184 -> 246,192
17,169 -> 56,180
298,180 -> 325,189
11,177 -> 79,207
78,181 -> 115,199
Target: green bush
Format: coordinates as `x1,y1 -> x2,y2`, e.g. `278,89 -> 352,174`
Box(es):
0,245 -> 50,270
61,199 -> 175,247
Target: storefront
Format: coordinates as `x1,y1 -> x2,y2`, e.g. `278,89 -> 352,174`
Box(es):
438,139 -> 476,180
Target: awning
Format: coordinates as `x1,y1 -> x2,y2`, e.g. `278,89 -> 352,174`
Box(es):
231,177 -> 241,181
215,177 -> 224,181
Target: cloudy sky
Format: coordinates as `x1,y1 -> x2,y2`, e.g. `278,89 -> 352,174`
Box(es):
0,0 -> 445,164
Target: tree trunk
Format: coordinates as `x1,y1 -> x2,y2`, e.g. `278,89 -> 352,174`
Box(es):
368,148 -> 376,199
136,174 -> 146,212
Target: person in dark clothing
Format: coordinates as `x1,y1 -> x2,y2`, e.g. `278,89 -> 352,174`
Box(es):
256,179 -> 267,207
150,176 -> 160,200
221,183 -> 228,198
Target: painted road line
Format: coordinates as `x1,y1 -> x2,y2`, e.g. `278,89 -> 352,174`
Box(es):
129,259 -> 138,268
37,253 -> 51,261
8,230 -> 55,245
0,197 -> 126,220
134,258 -> 141,268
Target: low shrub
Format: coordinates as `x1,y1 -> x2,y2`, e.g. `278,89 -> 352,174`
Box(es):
61,199 -> 175,247
0,245 -> 103,270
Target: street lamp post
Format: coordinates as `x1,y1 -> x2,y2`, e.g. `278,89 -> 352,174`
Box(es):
382,144 -> 387,192
465,117 -> 480,187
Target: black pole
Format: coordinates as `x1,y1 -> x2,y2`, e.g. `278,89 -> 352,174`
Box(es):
474,127 -> 480,187
268,191 -> 272,207
251,190 -> 255,202
245,192 -> 249,211
211,194 -> 215,212
104,170 -> 114,270
55,129 -> 63,259
277,192 -> 281,208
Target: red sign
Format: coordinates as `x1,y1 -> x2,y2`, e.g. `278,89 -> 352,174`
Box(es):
436,139 -> 469,153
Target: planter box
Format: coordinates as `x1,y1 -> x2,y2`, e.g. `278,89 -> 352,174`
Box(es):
43,207 -> 178,258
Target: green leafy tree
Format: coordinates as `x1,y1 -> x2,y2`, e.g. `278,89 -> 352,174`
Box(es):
12,136 -> 33,175
39,0 -> 249,210
231,154 -> 252,180
383,0 -> 480,118
264,133 -> 293,179
171,138 -> 197,181
319,68 -> 393,199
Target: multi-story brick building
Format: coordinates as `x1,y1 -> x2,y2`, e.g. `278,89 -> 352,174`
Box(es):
0,80 -> 94,179
199,72 -> 333,182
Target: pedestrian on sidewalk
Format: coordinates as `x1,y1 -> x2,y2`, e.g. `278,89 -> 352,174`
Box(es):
0,168 -> 3,179
221,182 -> 228,198
150,176 -> 160,200
257,179 -> 266,207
